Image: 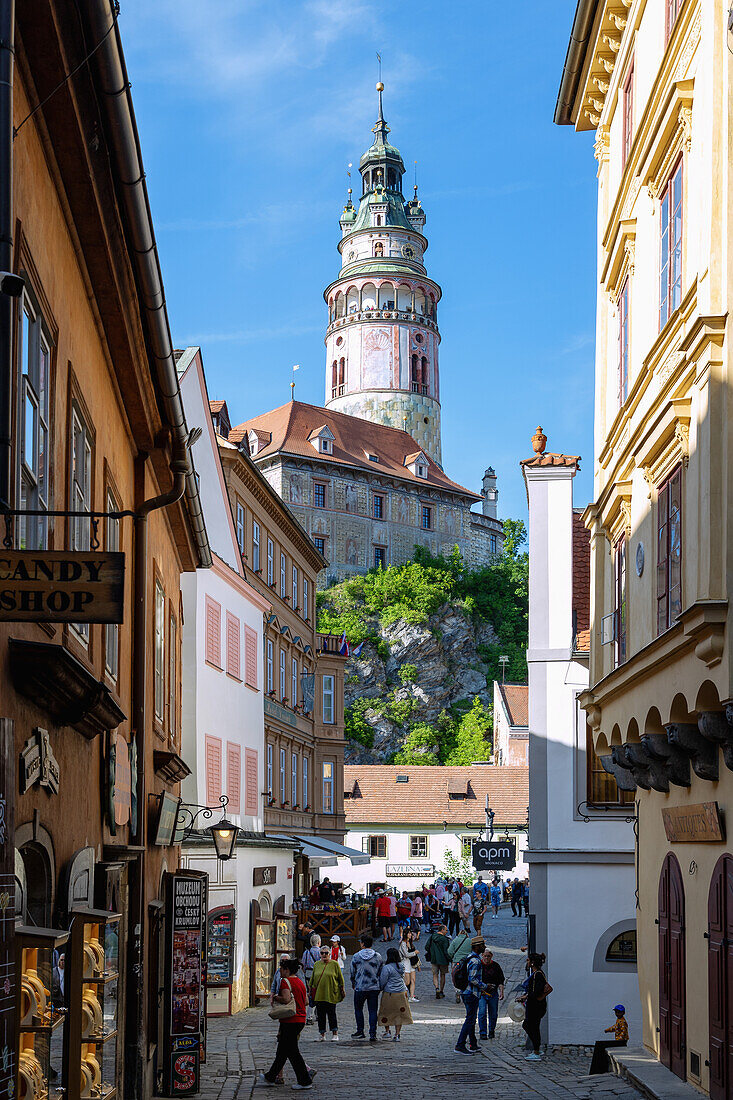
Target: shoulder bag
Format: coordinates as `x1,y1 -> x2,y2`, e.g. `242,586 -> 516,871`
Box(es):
268,978 -> 297,1020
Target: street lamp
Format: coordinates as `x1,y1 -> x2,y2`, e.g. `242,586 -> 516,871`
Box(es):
177,795 -> 240,861
498,655 -> 509,684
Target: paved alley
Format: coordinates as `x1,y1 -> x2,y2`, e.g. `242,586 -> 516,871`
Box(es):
199,910 -> 644,1099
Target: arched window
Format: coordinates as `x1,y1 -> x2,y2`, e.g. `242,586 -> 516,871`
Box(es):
411,355 -> 418,393
421,356 -> 429,393
606,929 -> 637,962
331,361 -> 338,396
338,358 -> 345,385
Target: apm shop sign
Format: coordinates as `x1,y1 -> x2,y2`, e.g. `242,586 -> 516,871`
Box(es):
0,551 -> 124,622
472,839 -> 517,872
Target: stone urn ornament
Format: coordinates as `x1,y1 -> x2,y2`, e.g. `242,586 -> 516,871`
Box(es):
532,426 -> 547,455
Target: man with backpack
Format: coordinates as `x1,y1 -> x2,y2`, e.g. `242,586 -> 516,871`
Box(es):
511,878 -> 523,917
447,928 -> 472,1004
453,936 -> 490,1055
424,922 -> 451,998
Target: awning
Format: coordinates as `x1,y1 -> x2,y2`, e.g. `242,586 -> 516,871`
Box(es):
266,834 -> 370,867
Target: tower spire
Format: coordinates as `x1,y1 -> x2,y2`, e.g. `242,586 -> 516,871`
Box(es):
373,80 -> 389,146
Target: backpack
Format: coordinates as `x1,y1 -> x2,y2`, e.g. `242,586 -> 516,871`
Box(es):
451,955 -> 470,991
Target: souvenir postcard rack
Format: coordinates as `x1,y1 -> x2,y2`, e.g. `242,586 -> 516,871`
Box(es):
16,925 -> 69,1100
64,907 -> 121,1100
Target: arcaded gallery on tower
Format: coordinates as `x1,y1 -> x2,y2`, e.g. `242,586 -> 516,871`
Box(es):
228,84 -> 504,582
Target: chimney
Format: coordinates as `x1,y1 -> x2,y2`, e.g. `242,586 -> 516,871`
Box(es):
482,467 -> 498,519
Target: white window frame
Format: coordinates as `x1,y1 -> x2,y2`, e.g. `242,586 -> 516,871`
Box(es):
267,743 -> 273,796
280,552 -> 286,597
17,295 -> 50,551
303,577 -> 309,621
267,639 -> 274,693
292,565 -> 298,609
267,538 -> 274,586
322,761 -> 334,814
303,757 -> 309,808
105,489 -> 120,679
291,751 -> 298,807
252,520 -> 261,572
409,835 -> 428,859
154,581 -> 166,723
280,649 -> 286,699
236,501 -> 245,553
291,656 -> 298,707
280,748 -> 286,803
322,674 -> 335,724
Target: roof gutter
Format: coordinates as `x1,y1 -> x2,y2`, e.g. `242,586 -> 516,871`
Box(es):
83,0 -> 211,568
554,0 -> 600,126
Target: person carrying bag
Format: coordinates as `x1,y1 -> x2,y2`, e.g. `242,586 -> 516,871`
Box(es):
259,959 -> 314,1090
309,945 -> 345,1042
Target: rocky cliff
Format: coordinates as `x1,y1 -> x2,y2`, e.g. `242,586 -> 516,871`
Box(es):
342,604 -> 498,763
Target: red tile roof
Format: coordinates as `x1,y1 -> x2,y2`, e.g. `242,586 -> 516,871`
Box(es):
572,509 -> 591,652
230,401 -> 480,500
520,453 -> 581,469
498,683 -> 528,727
343,765 -> 529,826
209,400 -> 227,414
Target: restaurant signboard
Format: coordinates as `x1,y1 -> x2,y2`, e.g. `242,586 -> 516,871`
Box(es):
0,551 -> 124,622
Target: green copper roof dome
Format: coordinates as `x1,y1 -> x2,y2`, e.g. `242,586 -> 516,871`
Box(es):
359,83 -> 405,178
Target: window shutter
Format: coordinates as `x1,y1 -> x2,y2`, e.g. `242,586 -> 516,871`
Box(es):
205,596 -> 222,667
226,742 -> 241,814
656,482 -> 669,634
245,748 -> 259,815
226,612 -> 241,679
205,735 -> 222,805
244,626 -> 258,688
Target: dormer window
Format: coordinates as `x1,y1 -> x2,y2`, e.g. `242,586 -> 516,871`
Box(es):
320,438 -> 332,454
405,450 -> 430,480
308,424 -> 336,455
248,430 -> 260,455
417,464 -> 427,479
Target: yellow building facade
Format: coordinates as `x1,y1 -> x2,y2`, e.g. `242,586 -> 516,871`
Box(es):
557,0 -> 733,1094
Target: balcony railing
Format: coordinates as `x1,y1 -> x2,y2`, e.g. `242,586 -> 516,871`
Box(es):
327,308 -> 438,336
411,383 -> 429,395
331,384 -> 346,399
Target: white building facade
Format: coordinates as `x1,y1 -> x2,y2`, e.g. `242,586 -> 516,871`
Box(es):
522,436 -> 640,1047
177,348 -> 296,1013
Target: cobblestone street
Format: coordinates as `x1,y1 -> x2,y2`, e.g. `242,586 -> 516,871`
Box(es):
200,910 -> 644,1099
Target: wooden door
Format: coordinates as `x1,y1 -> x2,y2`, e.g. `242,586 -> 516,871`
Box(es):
659,853 -> 686,1080
708,855 -> 733,1099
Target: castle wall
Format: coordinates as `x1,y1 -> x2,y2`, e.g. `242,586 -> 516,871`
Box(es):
327,388 -> 441,467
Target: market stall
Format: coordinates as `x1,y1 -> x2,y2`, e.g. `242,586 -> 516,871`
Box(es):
294,903 -> 371,951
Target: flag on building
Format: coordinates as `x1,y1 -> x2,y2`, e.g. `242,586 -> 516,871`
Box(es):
353,641 -> 364,658
338,632 -> 349,656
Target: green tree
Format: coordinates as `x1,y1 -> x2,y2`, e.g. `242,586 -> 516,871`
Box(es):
393,723 -> 441,765
441,848 -> 476,886
444,697 -> 493,765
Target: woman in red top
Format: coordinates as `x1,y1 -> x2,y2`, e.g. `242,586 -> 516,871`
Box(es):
260,959 -> 314,1090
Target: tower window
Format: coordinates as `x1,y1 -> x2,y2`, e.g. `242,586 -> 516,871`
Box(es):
421,356 -> 429,395
374,241 -> 384,256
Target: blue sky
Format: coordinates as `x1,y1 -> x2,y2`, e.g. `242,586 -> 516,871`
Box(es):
121,0 -> 597,521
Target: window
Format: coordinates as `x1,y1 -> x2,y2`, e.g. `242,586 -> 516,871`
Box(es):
362,835 -> 387,858
374,546 -> 386,569
236,502 -> 245,554
373,494 -> 383,519
105,491 -> 120,679
314,482 -> 326,508
226,742 -> 241,814
169,610 -> 178,738
416,464 -> 427,479
280,748 -> 286,803
322,761 -> 334,814
409,835 -> 428,858
659,160 -> 683,329
421,505 -> 432,530
266,638 -> 273,693
205,595 -> 222,668
460,836 -> 473,860
320,438 -> 332,454
666,0 -> 683,39
292,566 -> 298,609
267,538 -> 274,586
154,581 -> 166,723
622,64 -> 634,168
17,295 -> 50,550
280,649 -> 286,699
291,751 -> 298,807
606,928 -> 637,963
245,747 -> 259,815
226,611 -> 241,679
490,534 -> 497,554
205,735 -> 222,805
314,537 -> 325,555
303,757 -> 309,808
244,625 -> 258,688
291,657 -> 298,707
267,743 -> 273,796
252,521 -> 261,572
70,408 -> 93,642
657,466 -> 682,634
322,674 -> 335,724
614,536 -> 627,666
280,552 -> 286,597
303,577 -> 309,621
587,726 -> 634,805
618,277 -> 630,405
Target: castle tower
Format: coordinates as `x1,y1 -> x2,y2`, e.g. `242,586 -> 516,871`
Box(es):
324,83 -> 443,464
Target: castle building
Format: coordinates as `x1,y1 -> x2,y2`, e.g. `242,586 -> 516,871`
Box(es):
225,84 -> 503,581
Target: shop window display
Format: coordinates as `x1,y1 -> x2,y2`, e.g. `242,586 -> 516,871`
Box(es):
64,908 -> 120,1100
16,925 -> 69,1100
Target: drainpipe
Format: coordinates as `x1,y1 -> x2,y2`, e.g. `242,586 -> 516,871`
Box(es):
0,0 -> 14,512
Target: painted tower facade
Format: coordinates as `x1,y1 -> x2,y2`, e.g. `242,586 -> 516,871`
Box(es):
324,84 -> 443,465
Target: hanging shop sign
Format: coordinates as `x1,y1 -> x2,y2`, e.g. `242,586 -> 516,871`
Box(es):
472,838 -> 516,871
0,550 -> 124,622
19,727 -> 59,794
662,802 -> 725,843
253,866 -> 276,887
154,792 -> 182,847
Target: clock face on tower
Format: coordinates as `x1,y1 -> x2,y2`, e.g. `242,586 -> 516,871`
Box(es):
402,244 -> 415,259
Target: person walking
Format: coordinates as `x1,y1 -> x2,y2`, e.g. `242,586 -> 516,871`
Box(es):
447,927 -> 472,1004
300,934 -> 321,1024
378,947 -> 413,1041
511,878 -> 523,917
410,892 -> 423,939
477,948 -> 505,1040
374,892 -> 392,943
387,890 -> 398,940
310,945 -> 345,1042
490,878 -> 502,918
399,926 -> 421,1001
471,890 -> 486,934
519,952 -> 551,1060
349,933 -> 383,1042
523,878 -> 530,916
259,959 -> 315,1090
458,888 -> 473,933
329,935 -> 346,970
454,936 -> 489,1055
424,922 -> 450,998
443,890 -> 459,936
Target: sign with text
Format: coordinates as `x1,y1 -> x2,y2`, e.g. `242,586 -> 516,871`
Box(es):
0,550 -> 124,622
386,864 -> 434,877
472,839 -> 517,871
662,802 -> 725,843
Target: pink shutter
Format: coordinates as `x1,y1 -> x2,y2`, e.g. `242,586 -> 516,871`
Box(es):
226,612 -> 241,679
205,735 -> 222,805
205,596 -> 222,667
245,748 -> 258,815
244,626 -> 258,688
226,742 -> 241,814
